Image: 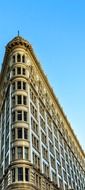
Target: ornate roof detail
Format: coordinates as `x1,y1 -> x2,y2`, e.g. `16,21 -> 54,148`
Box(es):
6,35 -> 32,54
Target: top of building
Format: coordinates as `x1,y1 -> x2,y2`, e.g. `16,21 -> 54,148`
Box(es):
0,35 -> 33,79
6,35 -> 32,53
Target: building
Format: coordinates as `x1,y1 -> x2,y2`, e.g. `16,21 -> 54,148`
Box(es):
0,35 -> 85,190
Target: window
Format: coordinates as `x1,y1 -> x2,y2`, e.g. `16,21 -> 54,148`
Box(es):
17,81 -> 21,89
23,82 -> 26,90
17,111 -> 22,120
17,54 -> 21,62
31,117 -> 38,134
57,163 -> 62,177
62,158 -> 66,169
40,116 -> 45,131
49,141 -> 54,154
48,128 -> 53,141
23,96 -> 27,105
56,150 -> 60,162
12,168 -> 15,182
17,128 -> 22,138
24,128 -> 28,139
17,67 -> 21,75
41,131 -> 47,145
22,55 -> 25,63
25,168 -> 29,181
65,152 -> 68,163
67,164 -> 70,175
50,156 -> 55,169
18,167 -> 23,181
13,55 -> 15,63
17,95 -> 22,104
30,103 -> 37,120
39,102 -> 45,118
33,152 -> 40,169
60,145 -> 64,156
32,134 -> 39,150
17,147 -> 23,159
47,114 -> 51,127
30,89 -> 37,105
24,111 -> 27,121
53,123 -> 58,138
55,138 -> 59,150
24,147 -> 28,160
23,68 -> 26,75
12,111 -> 15,122
52,171 -> 56,183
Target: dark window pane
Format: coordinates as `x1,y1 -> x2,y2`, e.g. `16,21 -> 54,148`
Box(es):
25,168 -> 29,181
17,95 -> 22,104
23,82 -> 26,90
24,128 -> 28,139
18,167 -> 23,181
17,67 -> 21,74
17,81 -> 21,89
23,68 -> 25,75
22,55 -> 25,63
17,54 -> 21,62
17,128 -> 22,138
23,96 -> 27,105
24,111 -> 27,121
17,111 -> 22,120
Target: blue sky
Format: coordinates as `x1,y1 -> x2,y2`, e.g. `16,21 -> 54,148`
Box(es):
0,0 -> 85,150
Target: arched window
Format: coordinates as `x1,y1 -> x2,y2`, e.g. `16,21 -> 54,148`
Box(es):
17,54 -> 21,62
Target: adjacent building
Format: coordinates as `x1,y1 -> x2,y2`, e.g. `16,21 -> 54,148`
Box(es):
0,36 -> 85,190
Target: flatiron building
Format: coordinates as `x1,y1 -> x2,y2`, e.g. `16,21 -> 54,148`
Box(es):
0,36 -> 85,190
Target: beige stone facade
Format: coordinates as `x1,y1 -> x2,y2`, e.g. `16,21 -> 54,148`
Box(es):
0,36 -> 85,190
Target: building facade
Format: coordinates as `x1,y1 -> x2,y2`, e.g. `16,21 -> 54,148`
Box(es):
0,36 -> 85,190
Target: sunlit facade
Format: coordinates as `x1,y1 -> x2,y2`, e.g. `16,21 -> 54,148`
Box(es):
0,36 -> 85,190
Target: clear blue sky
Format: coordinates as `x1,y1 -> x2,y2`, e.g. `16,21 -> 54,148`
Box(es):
0,0 -> 85,150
